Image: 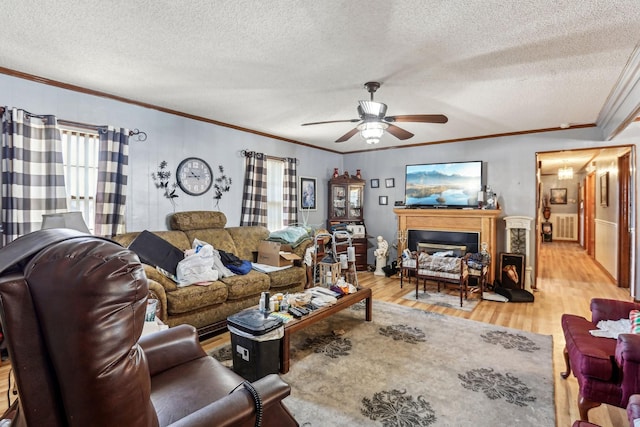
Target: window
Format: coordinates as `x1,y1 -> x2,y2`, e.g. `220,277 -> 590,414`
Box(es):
60,129 -> 99,232
266,158 -> 284,231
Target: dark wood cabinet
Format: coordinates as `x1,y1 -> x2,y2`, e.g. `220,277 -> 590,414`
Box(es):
328,175 -> 365,224
328,175 -> 367,270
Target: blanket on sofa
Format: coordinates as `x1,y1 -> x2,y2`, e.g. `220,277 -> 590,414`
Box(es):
267,226 -> 311,248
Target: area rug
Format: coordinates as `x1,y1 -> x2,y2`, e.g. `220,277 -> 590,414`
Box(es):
401,288 -> 480,312
211,301 -> 554,426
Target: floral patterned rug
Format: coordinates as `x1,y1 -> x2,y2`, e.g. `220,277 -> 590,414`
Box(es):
401,287 -> 480,312
210,300 -> 555,426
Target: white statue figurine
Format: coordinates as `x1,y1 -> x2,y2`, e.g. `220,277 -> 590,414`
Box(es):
374,236 -> 388,276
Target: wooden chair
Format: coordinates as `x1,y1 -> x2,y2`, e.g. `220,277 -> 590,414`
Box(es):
415,252 -> 469,306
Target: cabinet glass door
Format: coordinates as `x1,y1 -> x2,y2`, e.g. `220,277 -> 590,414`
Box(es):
348,186 -> 362,219
333,185 -> 346,218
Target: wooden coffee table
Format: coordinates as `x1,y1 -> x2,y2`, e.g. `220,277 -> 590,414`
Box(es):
280,286 -> 372,373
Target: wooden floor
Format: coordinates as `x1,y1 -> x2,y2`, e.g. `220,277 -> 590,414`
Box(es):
0,241 -> 632,426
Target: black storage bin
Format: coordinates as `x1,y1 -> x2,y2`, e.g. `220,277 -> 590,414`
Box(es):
227,309 -> 283,382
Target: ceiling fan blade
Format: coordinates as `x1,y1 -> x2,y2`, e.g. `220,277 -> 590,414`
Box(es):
301,119 -> 360,126
386,124 -> 414,140
385,114 -> 448,124
335,127 -> 359,143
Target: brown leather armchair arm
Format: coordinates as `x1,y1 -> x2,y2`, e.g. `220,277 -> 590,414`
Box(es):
138,324 -> 206,376
168,374 -> 295,427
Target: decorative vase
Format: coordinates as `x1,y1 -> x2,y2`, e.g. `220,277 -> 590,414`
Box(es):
333,168 -> 339,178
356,169 -> 362,179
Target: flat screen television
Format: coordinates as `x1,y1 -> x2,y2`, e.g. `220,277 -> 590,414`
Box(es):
404,160 -> 483,208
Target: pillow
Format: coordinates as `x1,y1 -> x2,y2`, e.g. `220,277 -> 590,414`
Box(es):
630,310 -> 640,334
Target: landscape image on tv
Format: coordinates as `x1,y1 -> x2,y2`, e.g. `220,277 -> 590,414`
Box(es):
405,161 -> 482,207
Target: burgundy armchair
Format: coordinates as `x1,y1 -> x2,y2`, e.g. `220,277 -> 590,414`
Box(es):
0,229 -> 298,426
561,298 -> 640,421
572,393 -> 640,426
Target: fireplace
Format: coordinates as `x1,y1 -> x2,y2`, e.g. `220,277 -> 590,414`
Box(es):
394,208 -> 501,283
408,230 -> 479,254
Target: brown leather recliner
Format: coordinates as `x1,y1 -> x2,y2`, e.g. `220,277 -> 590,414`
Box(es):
0,229 -> 298,427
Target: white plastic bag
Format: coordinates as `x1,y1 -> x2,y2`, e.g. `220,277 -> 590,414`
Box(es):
192,238 -> 235,278
176,243 -> 218,287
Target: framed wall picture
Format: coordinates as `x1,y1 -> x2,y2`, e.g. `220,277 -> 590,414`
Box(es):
600,172 -> 609,207
385,178 -> 395,188
550,188 -> 567,204
370,178 -> 379,188
379,196 -> 388,205
299,176 -> 317,211
499,252 -> 525,289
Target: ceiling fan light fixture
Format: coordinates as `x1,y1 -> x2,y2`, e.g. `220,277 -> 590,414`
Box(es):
358,121 -> 388,144
359,100 -> 387,117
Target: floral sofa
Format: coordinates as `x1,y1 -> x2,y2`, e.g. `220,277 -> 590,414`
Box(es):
112,211 -> 312,336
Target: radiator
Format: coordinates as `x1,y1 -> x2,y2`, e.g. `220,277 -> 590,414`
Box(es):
549,213 -> 578,241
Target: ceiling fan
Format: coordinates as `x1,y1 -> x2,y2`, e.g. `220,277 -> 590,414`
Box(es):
301,81 -> 448,145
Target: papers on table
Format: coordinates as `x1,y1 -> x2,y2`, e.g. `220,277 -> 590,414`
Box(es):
308,287 -> 339,306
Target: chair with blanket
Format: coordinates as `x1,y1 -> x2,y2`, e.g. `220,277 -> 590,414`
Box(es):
414,250 -> 469,307
561,298 -> 640,422
0,229 -> 298,427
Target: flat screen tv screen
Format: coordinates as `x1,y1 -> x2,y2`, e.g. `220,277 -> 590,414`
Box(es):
404,161 -> 483,208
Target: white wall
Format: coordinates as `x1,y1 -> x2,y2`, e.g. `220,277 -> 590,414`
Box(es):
2,73 -> 638,295
344,128 -> 639,290
0,74 -> 341,230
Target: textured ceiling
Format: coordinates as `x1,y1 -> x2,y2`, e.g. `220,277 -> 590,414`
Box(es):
1,0 -> 640,154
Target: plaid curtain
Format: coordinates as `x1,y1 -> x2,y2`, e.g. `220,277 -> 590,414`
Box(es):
283,157 -> 298,226
240,151 -> 267,226
1,108 -> 68,245
94,126 -> 129,237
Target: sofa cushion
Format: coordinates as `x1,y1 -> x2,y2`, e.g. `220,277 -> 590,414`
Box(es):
562,313 -> 618,381
166,281 -> 228,315
184,229 -> 239,255
171,211 -> 227,230
221,270 -> 270,300
226,226 -> 270,261
267,266 -> 306,289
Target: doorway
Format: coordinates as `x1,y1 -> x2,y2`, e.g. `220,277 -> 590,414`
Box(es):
535,145 -> 635,290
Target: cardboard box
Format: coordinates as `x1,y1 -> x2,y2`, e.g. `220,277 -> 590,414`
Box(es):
257,241 -> 301,267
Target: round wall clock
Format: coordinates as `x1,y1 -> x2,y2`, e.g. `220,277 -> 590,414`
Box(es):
176,157 -> 213,196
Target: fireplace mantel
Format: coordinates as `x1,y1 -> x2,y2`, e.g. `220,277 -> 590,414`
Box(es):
394,208 -> 502,283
